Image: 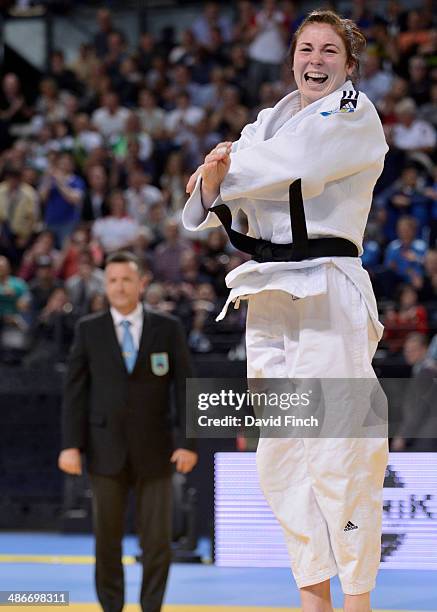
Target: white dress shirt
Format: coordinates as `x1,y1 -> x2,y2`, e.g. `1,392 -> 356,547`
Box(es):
110,303 -> 144,351
92,215 -> 140,253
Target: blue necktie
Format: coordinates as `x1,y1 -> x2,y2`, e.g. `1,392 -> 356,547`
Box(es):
121,320 -> 137,373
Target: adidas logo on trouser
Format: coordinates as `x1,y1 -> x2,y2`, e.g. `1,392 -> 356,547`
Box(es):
344,521 -> 358,531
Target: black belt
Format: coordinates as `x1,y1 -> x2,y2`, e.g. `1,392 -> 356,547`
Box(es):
210,179 -> 358,263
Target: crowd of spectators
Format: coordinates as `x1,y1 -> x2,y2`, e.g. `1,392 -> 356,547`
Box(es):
0,0 -> 436,369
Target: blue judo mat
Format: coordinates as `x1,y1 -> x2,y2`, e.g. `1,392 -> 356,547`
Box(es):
0,533 -> 435,610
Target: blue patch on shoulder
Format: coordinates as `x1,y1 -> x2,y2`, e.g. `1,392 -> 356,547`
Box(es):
320,107 -> 355,117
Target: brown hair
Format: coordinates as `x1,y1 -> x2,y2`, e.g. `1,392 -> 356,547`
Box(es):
288,9 -> 367,83
105,250 -> 143,273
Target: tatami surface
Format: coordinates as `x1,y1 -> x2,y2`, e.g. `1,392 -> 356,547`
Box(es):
0,533 -> 435,611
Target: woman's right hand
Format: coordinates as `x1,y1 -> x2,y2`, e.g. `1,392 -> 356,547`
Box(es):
186,141 -> 232,196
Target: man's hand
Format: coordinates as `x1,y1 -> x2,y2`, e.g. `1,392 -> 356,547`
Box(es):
391,437 -> 406,452
170,449 -> 198,474
58,448 -> 82,475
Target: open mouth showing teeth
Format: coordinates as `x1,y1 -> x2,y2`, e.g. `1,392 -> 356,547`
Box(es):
304,73 -> 328,84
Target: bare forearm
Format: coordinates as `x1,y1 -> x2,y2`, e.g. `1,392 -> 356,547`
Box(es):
201,183 -> 220,210
56,181 -> 82,206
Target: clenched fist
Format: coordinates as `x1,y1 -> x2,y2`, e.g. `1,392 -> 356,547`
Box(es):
186,141 -> 232,208
58,448 -> 82,475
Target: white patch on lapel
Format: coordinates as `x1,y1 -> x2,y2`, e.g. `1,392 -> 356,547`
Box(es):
151,352 -> 169,376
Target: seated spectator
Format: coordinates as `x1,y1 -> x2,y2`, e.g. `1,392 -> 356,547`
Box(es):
39,152 -> 85,247
359,52 -> 394,106
72,113 -> 104,164
161,281 -> 194,331
137,32 -> 156,74
131,227 -> 154,270
397,10 -> 433,58
418,82 -> 437,128
19,230 -> 60,281
84,69 -> 113,114
0,164 -> 39,266
136,89 -> 167,139
392,98 -> 436,154
34,78 -> 66,124
124,168 -> 162,225
111,112 -> 153,162
391,332 -> 437,452
191,1 -> 232,47
102,31 -> 129,83
0,255 -> 30,360
196,66 -> 229,111
29,255 -> 62,317
383,285 -> 428,353
28,124 -> 59,172
376,77 -> 409,127
375,165 -> 431,241
414,248 -> 437,304
63,92 -> 81,127
24,287 -> 75,368
93,8 -> 120,59
384,216 -> 427,285
81,164 -> 110,223
168,28 -> 198,66
69,43 -> 100,91
65,250 -> 104,317
91,91 -> 130,142
153,218 -> 193,283
210,85 -> 249,140
184,115 -> 221,170
51,119 -> 74,153
113,56 -> 142,108
407,55 -> 431,107
146,202 -> 166,249
224,44 -> 251,103
89,292 -> 107,314
57,226 -> 102,280
247,0 -> 288,104
144,55 -> 168,92
180,250 -> 211,288
203,27 -> 229,70
116,139 -> 155,183
0,73 -> 32,150
232,0 -> 257,45
144,282 -> 169,312
199,227 -> 229,295
424,166 -> 437,248
361,232 -> 381,273
46,50 -> 81,96
252,81 -> 281,117
92,190 -> 140,254
164,64 -> 205,110
164,91 -> 205,146
0,254 -> 30,315
188,282 -> 221,353
159,151 -> 188,213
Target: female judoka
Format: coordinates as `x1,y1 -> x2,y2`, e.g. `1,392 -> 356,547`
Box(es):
183,10 -> 388,612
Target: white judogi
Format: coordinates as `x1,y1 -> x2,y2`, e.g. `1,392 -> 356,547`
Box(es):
183,81 -> 389,594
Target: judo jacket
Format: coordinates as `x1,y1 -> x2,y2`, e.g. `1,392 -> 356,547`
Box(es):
183,80 -> 388,338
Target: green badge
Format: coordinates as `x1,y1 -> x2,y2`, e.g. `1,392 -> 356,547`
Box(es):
151,352 -> 169,376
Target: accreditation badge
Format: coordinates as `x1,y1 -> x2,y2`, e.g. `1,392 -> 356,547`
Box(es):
151,352 -> 169,376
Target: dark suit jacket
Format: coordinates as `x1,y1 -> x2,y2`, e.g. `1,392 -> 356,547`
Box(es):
61,306 -> 195,479
81,191 -> 110,222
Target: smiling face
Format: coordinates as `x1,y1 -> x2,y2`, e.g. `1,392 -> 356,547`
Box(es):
293,23 -> 354,108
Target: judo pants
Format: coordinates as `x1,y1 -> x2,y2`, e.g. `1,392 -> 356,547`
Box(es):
246,265 -> 388,595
